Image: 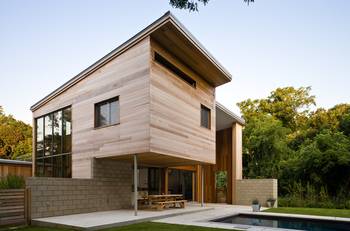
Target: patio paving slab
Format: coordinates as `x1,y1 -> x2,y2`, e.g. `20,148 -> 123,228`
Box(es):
32,204 -> 213,230
154,204 -> 302,231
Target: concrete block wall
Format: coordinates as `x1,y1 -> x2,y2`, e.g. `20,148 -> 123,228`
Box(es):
27,159 -> 132,219
236,179 -> 278,207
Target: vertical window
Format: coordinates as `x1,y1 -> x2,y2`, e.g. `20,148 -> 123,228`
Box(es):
36,118 -> 44,158
200,104 -> 211,129
52,111 -> 62,155
44,115 -> 53,156
35,106 -> 72,178
62,107 -> 72,154
95,97 -> 119,128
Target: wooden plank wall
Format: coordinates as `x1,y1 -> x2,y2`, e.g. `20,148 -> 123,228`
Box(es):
32,38 -> 152,178
149,39 -> 216,164
0,189 -> 30,226
202,127 -> 232,203
0,164 -> 32,178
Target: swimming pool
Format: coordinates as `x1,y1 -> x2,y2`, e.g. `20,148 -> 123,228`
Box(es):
212,213 -> 350,231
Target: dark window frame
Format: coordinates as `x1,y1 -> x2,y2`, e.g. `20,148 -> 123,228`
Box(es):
200,104 -> 211,129
34,106 -> 72,178
154,52 -> 196,88
94,96 -> 120,128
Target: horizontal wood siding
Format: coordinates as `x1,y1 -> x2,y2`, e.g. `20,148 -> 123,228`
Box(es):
33,38 -> 151,178
150,39 -> 216,164
0,189 -> 29,226
0,164 -> 32,178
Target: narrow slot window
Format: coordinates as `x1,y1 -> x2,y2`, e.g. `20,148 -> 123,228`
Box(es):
154,52 -> 196,88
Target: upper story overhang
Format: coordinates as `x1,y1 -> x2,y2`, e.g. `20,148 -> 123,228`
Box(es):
30,11 -> 232,112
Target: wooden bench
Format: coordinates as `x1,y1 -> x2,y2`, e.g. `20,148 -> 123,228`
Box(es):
152,200 -> 187,210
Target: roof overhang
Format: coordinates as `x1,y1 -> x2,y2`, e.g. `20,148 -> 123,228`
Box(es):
30,11 -> 232,112
99,152 -> 213,167
0,159 -> 32,165
216,102 -> 245,131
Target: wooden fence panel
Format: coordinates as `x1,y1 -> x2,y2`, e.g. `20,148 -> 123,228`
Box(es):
0,189 -> 30,226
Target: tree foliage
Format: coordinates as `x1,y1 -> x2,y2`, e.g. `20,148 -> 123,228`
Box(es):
238,86 -> 350,206
0,107 -> 32,160
169,0 -> 254,12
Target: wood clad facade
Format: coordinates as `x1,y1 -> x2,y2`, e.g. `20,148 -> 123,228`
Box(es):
33,38 -> 152,178
32,36 -> 219,178
0,162 -> 32,178
149,39 -> 216,164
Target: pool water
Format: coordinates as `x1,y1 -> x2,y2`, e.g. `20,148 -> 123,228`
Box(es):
213,214 -> 350,231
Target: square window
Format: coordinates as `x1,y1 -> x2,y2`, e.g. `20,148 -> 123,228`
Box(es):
95,97 -> 119,128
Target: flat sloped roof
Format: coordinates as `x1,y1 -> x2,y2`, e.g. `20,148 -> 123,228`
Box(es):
216,102 -> 245,130
0,159 -> 32,165
31,11 -> 232,111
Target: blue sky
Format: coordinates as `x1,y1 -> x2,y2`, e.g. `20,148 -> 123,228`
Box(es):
1,0 -> 349,124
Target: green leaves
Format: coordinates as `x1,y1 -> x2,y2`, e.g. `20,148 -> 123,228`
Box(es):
0,107 -> 32,160
169,0 -> 209,12
238,86 -> 350,201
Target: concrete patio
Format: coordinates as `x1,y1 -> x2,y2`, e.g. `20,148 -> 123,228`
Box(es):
155,203 -> 296,231
31,203 -> 213,230
32,203 -> 324,231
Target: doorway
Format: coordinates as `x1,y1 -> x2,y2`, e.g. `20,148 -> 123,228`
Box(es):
168,169 -> 193,200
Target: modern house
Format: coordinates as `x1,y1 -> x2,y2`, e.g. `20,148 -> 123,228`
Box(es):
28,12 -> 277,219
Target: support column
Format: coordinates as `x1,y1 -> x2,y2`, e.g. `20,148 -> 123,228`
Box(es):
164,168 -> 169,194
232,123 -> 243,204
201,165 -> 204,207
192,172 -> 195,201
133,154 -> 138,216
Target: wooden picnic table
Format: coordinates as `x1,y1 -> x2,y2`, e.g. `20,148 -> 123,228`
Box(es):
138,194 -> 186,210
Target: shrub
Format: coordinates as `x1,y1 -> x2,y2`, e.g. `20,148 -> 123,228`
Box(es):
0,175 -> 25,189
215,171 -> 227,189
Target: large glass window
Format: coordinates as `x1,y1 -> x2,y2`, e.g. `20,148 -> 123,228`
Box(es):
63,107 -> 72,153
36,117 -> 44,158
53,111 -> 62,155
44,115 -> 52,156
35,106 -> 72,178
95,97 -> 119,128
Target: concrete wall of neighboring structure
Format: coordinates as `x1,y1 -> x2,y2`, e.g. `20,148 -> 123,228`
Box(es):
236,179 -> 278,207
27,160 -> 132,219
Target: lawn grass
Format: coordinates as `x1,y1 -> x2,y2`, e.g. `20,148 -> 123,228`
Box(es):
264,207 -> 350,218
1,222 -> 233,231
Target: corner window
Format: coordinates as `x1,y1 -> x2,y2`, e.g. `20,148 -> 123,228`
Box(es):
35,106 -> 72,178
95,97 -> 119,128
200,104 -> 211,129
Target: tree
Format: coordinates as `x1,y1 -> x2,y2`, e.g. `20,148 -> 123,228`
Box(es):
339,113 -> 350,136
169,0 -> 254,12
288,130 -> 350,196
238,86 -> 350,207
242,114 -> 291,178
238,86 -> 315,131
0,108 -> 32,160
